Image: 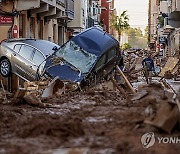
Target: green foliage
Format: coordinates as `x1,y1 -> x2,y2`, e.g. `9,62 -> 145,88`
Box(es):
110,11 -> 130,42
158,16 -> 164,28
121,43 -> 131,50
144,26 -> 148,38
126,27 -> 147,49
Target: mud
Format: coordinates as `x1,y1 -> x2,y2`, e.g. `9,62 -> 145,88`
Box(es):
0,82 -> 179,154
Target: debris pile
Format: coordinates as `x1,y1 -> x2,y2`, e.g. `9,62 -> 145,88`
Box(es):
0,51 -> 180,153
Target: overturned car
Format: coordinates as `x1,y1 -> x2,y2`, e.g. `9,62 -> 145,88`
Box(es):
38,27 -> 120,90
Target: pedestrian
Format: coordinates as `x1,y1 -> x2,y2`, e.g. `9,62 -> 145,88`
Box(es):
142,53 -> 155,83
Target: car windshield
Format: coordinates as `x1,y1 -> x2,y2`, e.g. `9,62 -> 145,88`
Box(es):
55,41 -> 97,73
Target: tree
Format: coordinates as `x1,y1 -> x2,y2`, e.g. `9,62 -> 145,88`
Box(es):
127,27 -> 147,49
121,43 -> 131,50
111,11 -> 130,43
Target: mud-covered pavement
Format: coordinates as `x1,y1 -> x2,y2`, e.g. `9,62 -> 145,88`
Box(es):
0,81 -> 180,154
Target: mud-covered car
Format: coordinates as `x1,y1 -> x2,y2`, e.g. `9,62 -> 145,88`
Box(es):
38,27 -> 120,90
0,39 -> 60,81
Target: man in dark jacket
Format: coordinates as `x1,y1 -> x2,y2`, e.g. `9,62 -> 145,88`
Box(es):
142,54 -> 155,83
142,54 -> 155,72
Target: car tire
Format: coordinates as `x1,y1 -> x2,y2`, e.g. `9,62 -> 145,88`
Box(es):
0,59 -> 12,77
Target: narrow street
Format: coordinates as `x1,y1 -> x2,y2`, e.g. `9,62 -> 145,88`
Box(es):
0,0 -> 180,154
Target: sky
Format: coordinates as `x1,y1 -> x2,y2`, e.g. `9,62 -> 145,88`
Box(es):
114,0 -> 148,33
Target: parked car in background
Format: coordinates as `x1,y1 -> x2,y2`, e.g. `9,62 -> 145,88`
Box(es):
0,39 -> 60,81
39,27 -> 120,90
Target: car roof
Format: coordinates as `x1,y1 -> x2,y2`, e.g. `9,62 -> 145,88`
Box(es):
4,39 -> 60,55
71,27 -> 119,56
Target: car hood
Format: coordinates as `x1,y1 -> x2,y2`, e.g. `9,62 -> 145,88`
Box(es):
44,58 -> 84,83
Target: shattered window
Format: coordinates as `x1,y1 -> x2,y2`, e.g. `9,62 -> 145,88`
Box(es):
55,41 -> 97,73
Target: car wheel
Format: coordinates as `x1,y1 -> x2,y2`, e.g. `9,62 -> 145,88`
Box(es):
0,59 -> 12,77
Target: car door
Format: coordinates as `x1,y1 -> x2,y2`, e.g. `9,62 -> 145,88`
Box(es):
29,49 -> 46,80
12,44 -> 34,80
90,53 -> 107,85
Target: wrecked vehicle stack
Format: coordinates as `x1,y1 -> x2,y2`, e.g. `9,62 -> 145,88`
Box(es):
40,27 -> 120,90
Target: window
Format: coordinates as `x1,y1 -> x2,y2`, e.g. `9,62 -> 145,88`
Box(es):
95,54 -> 106,71
14,44 -> 22,53
107,49 -> 116,61
32,50 -> 45,66
19,45 -> 34,60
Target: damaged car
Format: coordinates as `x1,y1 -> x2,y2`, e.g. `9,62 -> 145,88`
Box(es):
0,38 -> 60,81
38,27 -> 120,90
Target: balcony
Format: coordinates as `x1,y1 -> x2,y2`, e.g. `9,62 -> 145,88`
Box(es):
56,0 -> 66,10
61,0 -> 74,20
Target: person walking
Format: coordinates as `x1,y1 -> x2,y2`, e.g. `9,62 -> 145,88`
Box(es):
142,53 -> 155,84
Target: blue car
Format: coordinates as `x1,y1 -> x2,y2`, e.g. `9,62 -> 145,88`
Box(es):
38,27 -> 120,90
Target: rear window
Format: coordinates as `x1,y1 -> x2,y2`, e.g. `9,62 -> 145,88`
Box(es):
19,45 -> 34,60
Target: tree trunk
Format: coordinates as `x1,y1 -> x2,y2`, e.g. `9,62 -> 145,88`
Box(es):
118,32 -> 121,44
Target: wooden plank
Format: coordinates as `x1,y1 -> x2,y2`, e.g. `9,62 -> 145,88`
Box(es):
11,74 -> 19,92
111,77 -> 126,97
116,65 -> 136,93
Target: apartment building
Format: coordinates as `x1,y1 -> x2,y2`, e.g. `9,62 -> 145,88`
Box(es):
86,0 -> 101,28
148,0 -> 159,51
0,0 -> 74,45
148,0 -> 180,57
101,0 -> 114,33
67,0 -> 86,33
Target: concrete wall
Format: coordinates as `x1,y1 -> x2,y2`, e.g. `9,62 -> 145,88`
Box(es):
160,1 -> 168,13
67,0 -> 85,30
101,0 -> 110,32
171,0 -> 180,11
149,0 -> 158,41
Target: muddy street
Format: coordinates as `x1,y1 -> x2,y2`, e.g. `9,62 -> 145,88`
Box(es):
0,80 -> 180,154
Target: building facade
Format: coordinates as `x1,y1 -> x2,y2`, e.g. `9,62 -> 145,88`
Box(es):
148,0 -> 159,51
0,0 -> 117,44
148,0 -> 180,57
0,0 -> 74,45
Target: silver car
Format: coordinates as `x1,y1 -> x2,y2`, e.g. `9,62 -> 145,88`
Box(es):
0,38 -> 60,81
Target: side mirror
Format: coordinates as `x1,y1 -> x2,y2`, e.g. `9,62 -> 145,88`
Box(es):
52,46 -> 59,52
